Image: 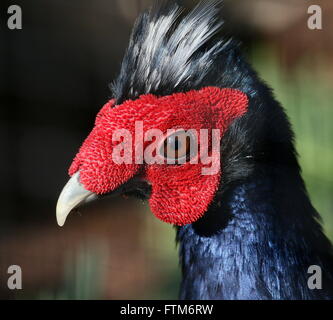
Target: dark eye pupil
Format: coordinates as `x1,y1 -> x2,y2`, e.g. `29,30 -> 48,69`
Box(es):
165,135 -> 190,158
168,136 -> 181,150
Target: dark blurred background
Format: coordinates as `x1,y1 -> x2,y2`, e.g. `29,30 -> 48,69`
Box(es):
0,0 -> 332,299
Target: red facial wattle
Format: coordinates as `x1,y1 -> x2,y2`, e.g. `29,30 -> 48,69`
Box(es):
68,87 -> 249,226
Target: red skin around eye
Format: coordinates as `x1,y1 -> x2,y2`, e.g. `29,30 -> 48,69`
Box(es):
69,87 -> 249,226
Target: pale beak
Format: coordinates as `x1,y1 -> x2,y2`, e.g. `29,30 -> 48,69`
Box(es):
56,172 -> 95,226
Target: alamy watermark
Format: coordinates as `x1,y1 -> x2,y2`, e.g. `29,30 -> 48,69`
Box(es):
3,263 -> 323,292
308,5 -> 322,30
7,5 -> 22,30
7,265 -> 22,290
307,265 -> 322,290
110,122 -> 221,175
4,4 -> 323,31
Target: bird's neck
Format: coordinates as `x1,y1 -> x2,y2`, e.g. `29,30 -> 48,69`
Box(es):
177,166 -> 333,300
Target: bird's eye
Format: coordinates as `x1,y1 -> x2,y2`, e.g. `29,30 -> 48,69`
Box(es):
158,130 -> 197,164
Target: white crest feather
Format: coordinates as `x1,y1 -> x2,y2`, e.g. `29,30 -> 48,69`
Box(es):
112,1 -> 229,103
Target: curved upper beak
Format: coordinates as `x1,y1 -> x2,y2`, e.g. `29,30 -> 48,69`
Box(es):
56,172 -> 95,227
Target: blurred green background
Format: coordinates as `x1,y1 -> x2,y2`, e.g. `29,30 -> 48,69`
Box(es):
253,48 -> 333,241
0,0 -> 332,299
